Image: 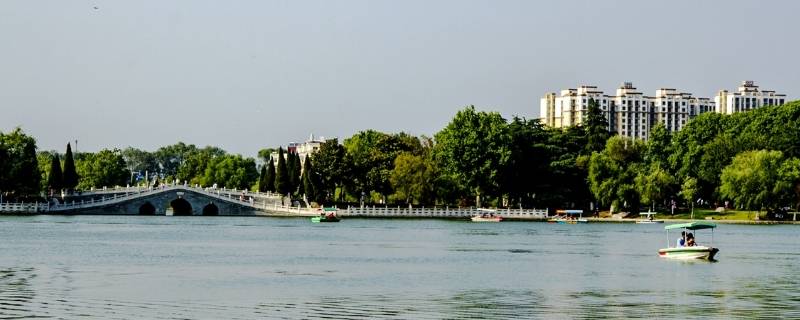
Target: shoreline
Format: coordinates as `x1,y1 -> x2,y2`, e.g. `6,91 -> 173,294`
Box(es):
2,212 -> 799,225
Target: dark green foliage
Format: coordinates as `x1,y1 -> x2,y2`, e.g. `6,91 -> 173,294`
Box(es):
312,139 -> 349,202
47,154 -> 63,192
258,164 -> 268,192
199,154 -> 258,190
274,148 -> 289,195
343,130 -> 422,202
301,156 -> 320,203
62,143 -> 79,190
584,98 -> 611,153
264,159 -> 276,192
287,152 -> 300,194
434,106 -> 511,207
0,128 -> 41,197
75,149 -> 130,189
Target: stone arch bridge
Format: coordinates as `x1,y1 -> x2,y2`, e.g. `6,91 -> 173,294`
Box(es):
48,185 -> 296,216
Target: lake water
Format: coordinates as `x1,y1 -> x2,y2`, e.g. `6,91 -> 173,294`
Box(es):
1,215 -> 798,319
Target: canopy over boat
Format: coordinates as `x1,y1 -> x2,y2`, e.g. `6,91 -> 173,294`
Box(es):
664,221 -> 716,231
556,209 -> 583,215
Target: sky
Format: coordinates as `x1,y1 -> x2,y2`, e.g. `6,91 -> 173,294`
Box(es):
1,0 -> 798,157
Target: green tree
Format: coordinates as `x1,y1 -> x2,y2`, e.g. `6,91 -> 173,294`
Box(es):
264,158 -> 276,193
76,149 -> 130,189
719,150 -> 794,211
776,157 -> 800,211
313,139 -> 349,202
200,154 -> 258,190
287,151 -> 300,194
62,143 -> 79,191
501,117 -> 552,207
389,153 -> 427,204
344,130 -> 422,202
300,156 -> 321,203
434,106 -> 511,207
274,148 -> 289,195
645,123 -> 672,165
588,136 -> 646,213
635,163 -> 675,211
177,146 -> 225,185
258,163 -> 268,192
584,98 -> 611,153
0,128 -> 41,198
120,147 -> 159,178
47,153 -> 63,193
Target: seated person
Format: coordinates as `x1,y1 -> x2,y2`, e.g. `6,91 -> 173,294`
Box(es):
676,231 -> 686,247
686,233 -> 696,247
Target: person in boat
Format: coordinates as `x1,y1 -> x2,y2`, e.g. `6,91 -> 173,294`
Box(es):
686,233 -> 696,247
676,231 -> 686,247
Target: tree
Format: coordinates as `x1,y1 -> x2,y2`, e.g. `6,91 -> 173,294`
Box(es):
176,146 -> 225,185
274,148 -> 289,195
287,151 -> 300,194
389,152 -> 435,205
47,154 -> 63,194
645,123 -> 672,165
264,158 -> 276,193
313,139 -> 349,202
719,150 -> 792,211
258,163 -> 268,192
501,117 -> 551,207
635,163 -> 675,211
200,154 -> 258,190
584,98 -> 611,153
120,147 -> 159,177
300,156 -> 321,203
76,149 -> 130,189
588,136 -> 646,213
62,143 -> 79,191
0,128 -> 41,198
434,106 -> 511,207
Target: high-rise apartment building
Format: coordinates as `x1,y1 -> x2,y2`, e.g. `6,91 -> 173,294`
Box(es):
540,81 -> 786,139
714,81 -> 787,115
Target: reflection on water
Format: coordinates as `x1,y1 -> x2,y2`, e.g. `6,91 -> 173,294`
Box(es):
0,215 -> 798,319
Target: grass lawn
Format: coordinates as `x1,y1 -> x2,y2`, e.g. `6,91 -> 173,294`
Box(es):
653,208 -> 758,220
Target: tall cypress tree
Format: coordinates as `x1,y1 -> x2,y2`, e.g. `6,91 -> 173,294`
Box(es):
301,155 -> 318,203
584,98 -> 611,154
274,148 -> 289,195
292,152 -> 302,192
265,158 -> 276,192
62,143 -> 79,191
287,151 -> 299,194
47,154 -> 63,194
258,163 -> 268,192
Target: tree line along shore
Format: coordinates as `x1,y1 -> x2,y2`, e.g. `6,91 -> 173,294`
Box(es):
2,100 -> 799,220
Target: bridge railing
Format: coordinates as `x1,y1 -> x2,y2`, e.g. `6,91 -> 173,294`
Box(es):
76,185 -> 282,200
342,206 -> 548,219
0,202 -> 49,213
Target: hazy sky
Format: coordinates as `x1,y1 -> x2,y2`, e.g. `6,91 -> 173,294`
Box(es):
1,0 -> 797,156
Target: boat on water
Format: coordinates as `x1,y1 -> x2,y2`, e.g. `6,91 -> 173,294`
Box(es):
636,211 -> 664,224
471,209 -> 502,222
311,207 -> 340,223
658,222 -> 719,260
548,209 -> 588,223
471,215 -> 502,222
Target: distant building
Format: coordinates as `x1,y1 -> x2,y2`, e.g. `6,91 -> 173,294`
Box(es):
714,81 -> 787,115
540,80 -> 787,140
270,134 -> 329,165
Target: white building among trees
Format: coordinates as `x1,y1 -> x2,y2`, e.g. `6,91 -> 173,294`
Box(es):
540,81 -> 786,139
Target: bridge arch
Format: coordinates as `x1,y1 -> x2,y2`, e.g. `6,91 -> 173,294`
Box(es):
202,203 -> 219,216
138,202 -> 156,215
170,198 -> 193,216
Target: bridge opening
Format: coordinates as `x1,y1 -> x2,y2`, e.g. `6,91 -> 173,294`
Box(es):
202,203 -> 219,216
139,202 -> 156,215
170,198 -> 193,216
